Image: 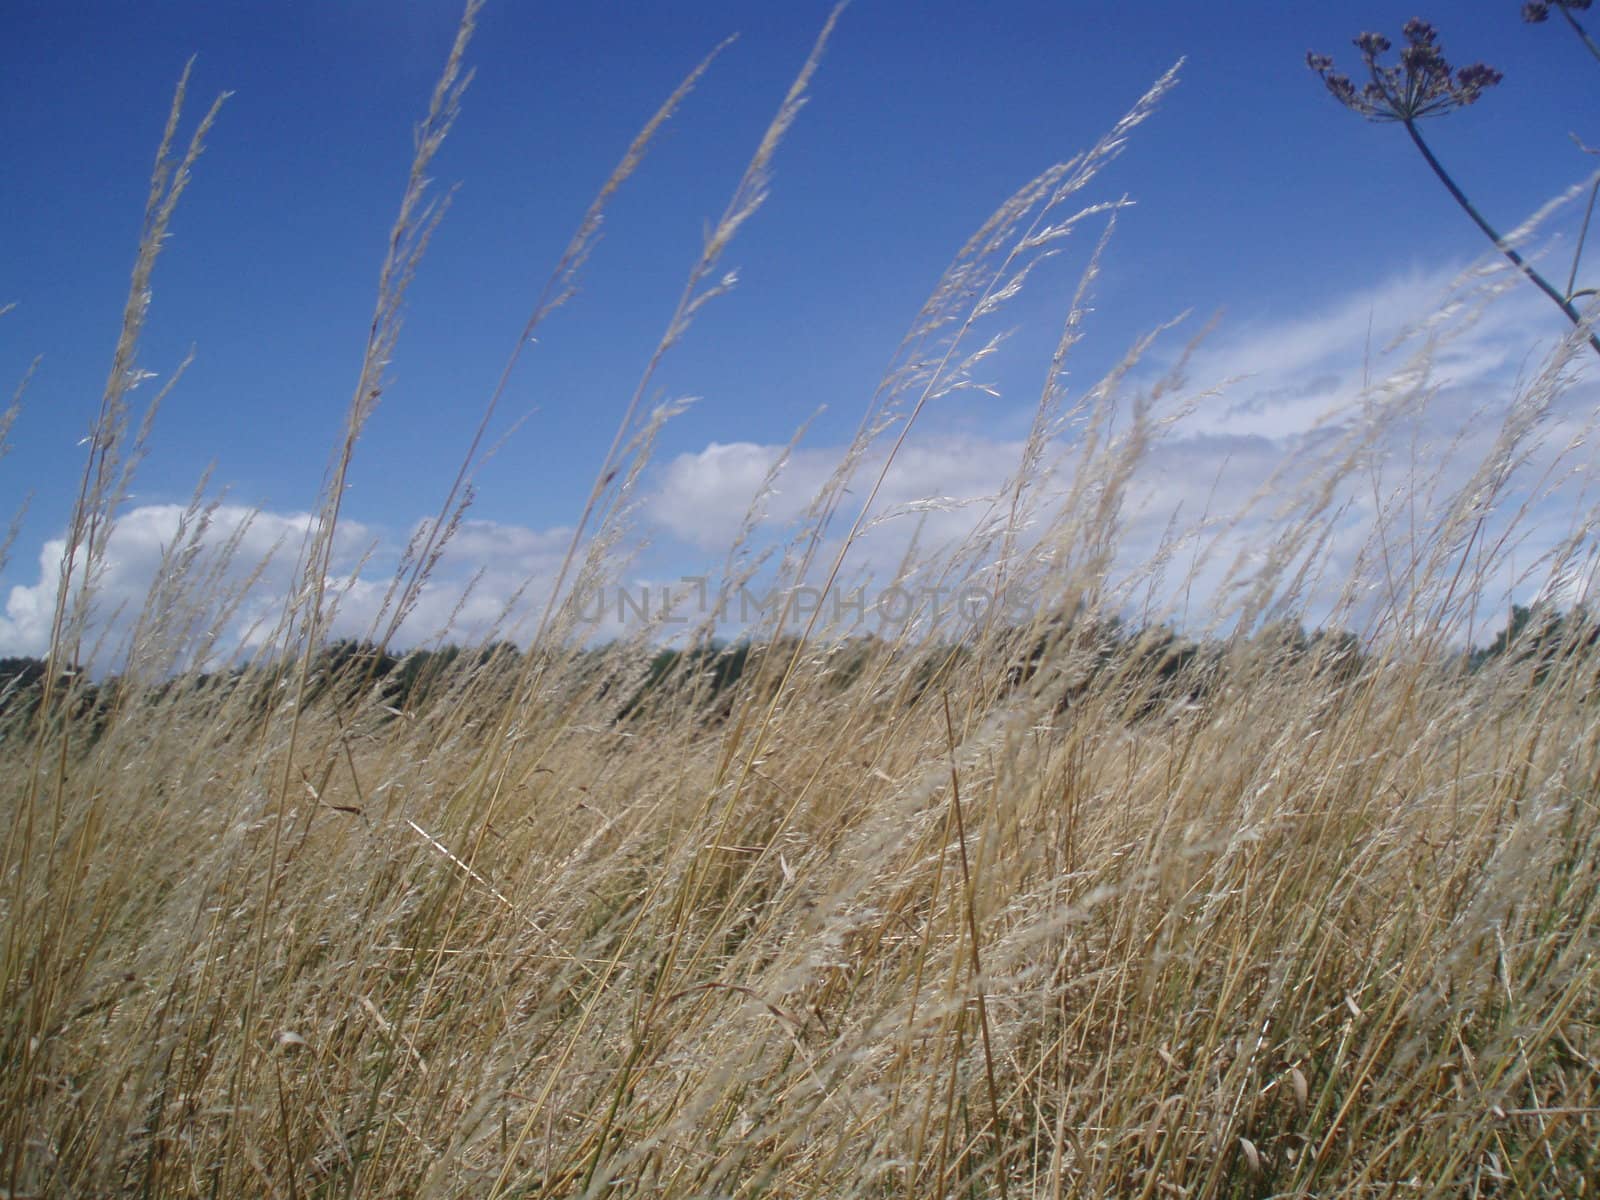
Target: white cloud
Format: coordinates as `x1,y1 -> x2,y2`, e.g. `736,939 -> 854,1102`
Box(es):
1167,260 -> 1577,443
652,436 -> 1030,554
654,442 -> 794,549
5,264 -> 1591,666
0,505 -> 578,668
353,517 -> 574,646
0,505 -> 334,664
642,261 -> 1600,641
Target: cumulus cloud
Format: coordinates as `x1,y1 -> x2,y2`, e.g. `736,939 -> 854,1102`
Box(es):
344,517 -> 574,647
0,504 -> 578,668
654,442 -> 796,550
652,437 -> 1029,554
0,505 -> 329,664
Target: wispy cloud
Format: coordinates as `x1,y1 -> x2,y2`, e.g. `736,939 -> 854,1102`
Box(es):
641,260 -> 1600,635
1165,260 -> 1573,442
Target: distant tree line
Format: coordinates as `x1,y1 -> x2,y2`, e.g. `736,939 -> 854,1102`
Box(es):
1467,603 -> 1600,679
0,639 -> 524,739
1,603 -> 1595,741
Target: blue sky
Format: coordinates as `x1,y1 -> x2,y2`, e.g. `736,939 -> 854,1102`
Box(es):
3,1 -> 1597,660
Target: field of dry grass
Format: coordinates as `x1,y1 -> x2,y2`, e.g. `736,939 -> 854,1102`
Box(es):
4,5 -> 1599,1196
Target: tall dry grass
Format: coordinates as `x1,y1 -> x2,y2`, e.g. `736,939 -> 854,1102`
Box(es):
3,5 -> 1600,1197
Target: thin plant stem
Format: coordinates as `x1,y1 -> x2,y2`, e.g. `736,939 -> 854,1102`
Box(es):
1558,2 -> 1600,64
1568,174 -> 1599,301
1404,118 -> 1600,357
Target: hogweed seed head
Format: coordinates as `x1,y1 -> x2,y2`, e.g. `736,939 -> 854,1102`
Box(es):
1307,14 -> 1600,358
1402,18 -> 1439,46
1308,21 -> 1502,123
1454,63 -> 1504,101
1355,31 -> 1392,60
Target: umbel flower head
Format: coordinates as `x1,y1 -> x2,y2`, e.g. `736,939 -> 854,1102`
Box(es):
1523,1 -> 1593,23
1307,18 -> 1503,122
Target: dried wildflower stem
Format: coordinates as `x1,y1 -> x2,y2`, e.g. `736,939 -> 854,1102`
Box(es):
1556,2 -> 1600,63
1569,174 -> 1599,300
1402,118 -> 1600,356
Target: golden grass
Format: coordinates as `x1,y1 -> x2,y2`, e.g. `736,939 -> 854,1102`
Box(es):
3,5 -> 1599,1196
